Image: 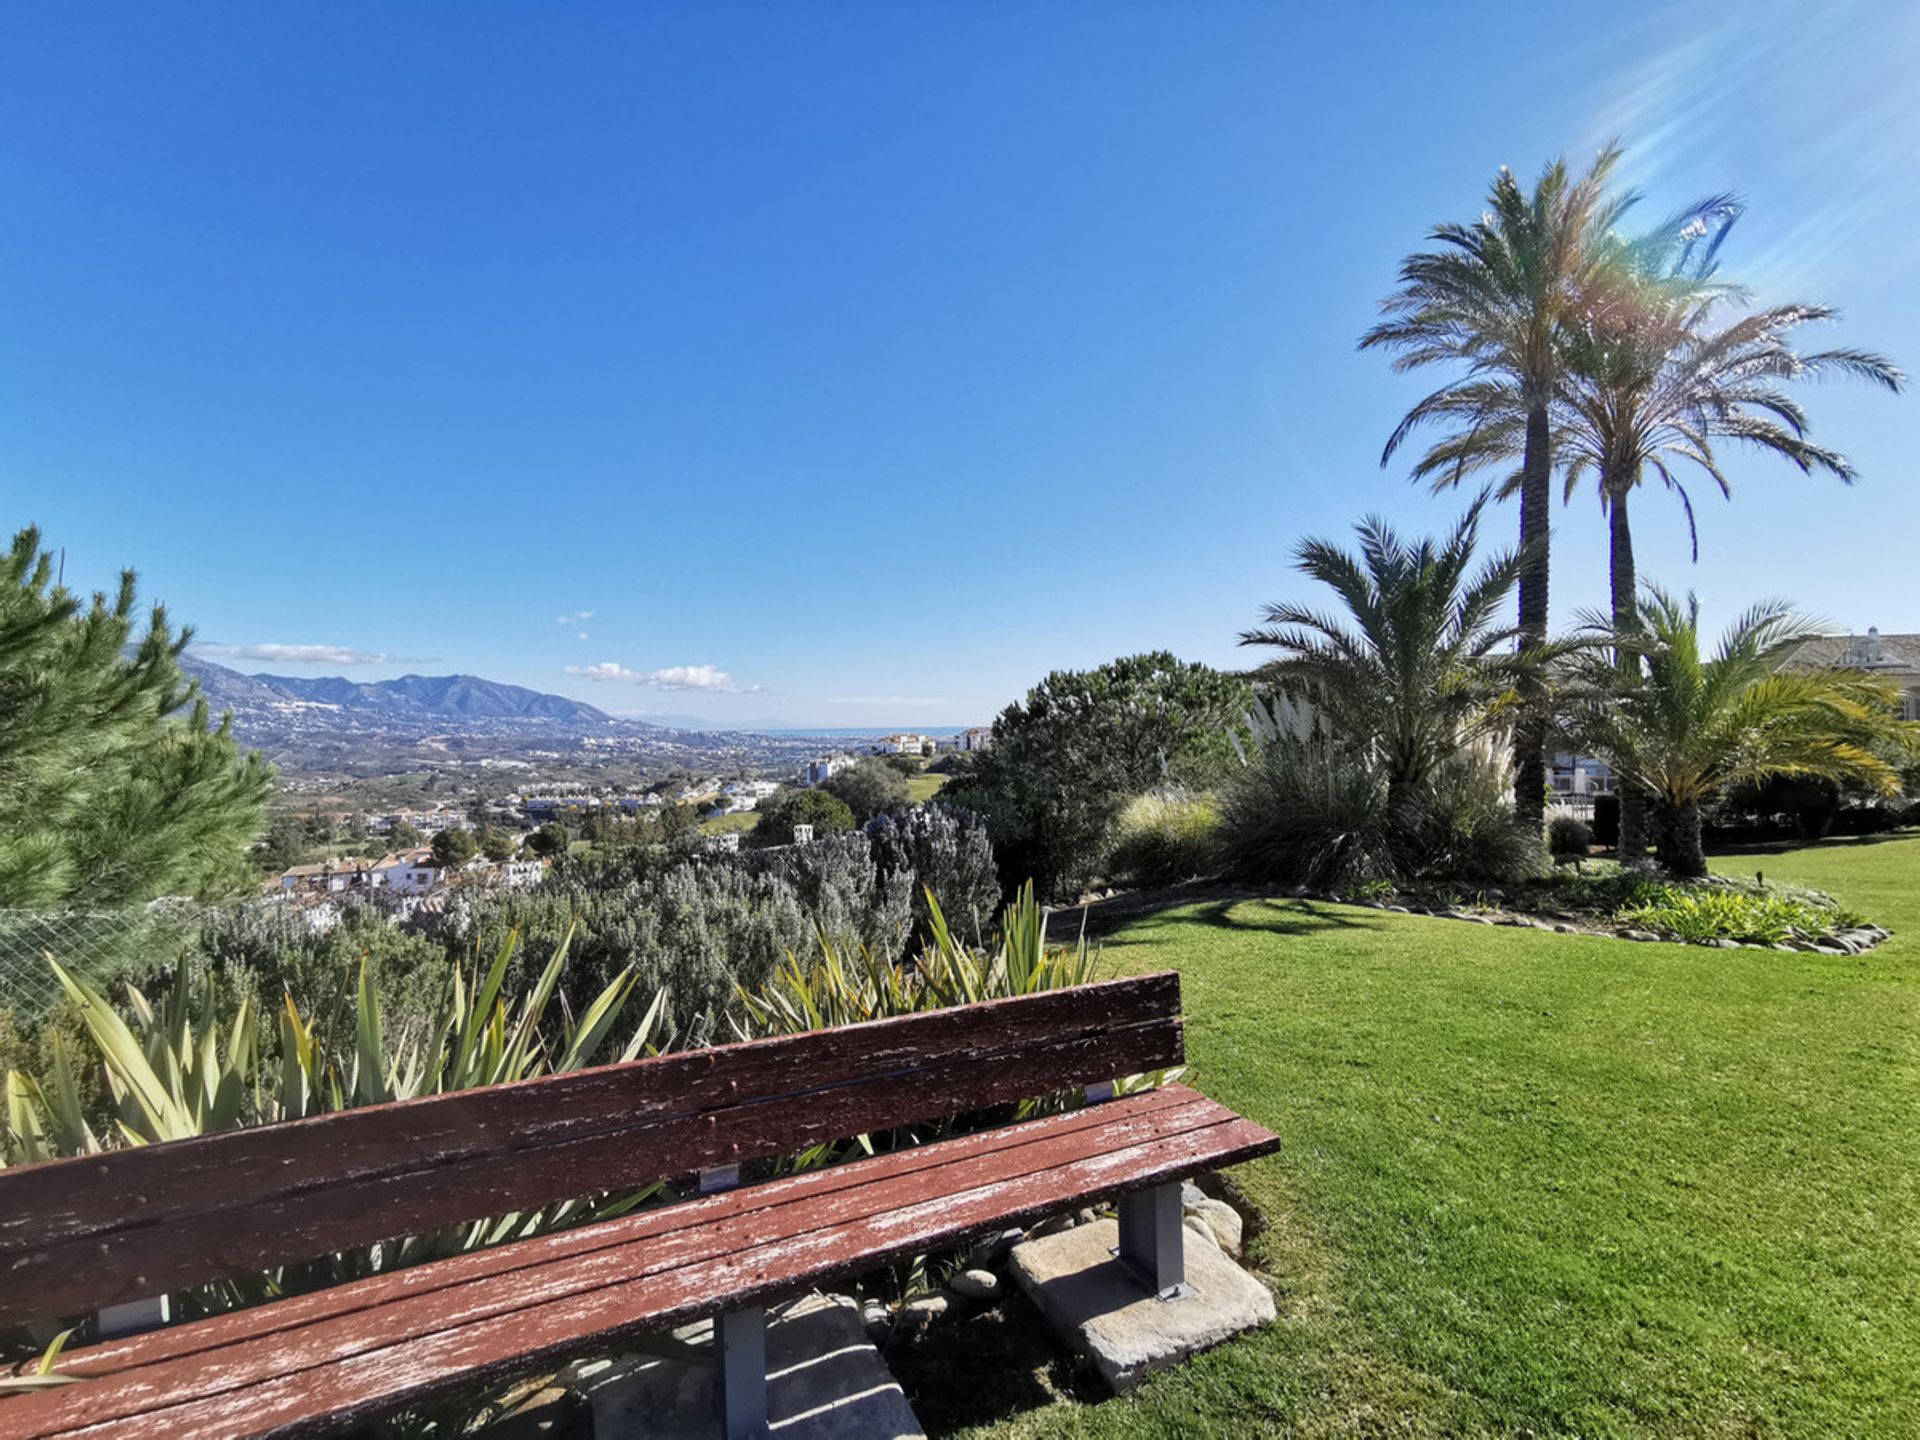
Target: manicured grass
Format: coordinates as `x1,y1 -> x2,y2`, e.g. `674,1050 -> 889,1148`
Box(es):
975,836 -> 1920,1438
909,773 -> 951,804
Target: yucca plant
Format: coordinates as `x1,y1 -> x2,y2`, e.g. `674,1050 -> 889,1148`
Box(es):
2,925 -> 672,1315
730,883 -> 1098,1039
731,884 -> 1166,1164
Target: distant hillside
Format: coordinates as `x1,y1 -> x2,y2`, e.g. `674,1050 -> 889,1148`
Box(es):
181,655 -> 614,725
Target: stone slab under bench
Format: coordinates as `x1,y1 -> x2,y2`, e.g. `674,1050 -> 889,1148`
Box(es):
1008,1217 -> 1275,1393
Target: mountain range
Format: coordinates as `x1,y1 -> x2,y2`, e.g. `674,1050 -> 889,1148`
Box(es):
180,655 -> 617,726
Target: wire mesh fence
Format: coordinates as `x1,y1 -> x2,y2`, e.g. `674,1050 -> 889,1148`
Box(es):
0,902 -> 209,1021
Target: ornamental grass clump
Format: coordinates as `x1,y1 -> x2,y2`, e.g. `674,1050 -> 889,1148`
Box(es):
1107,791 -> 1222,889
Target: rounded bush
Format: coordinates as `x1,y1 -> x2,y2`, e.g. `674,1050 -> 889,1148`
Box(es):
1548,812 -> 1594,858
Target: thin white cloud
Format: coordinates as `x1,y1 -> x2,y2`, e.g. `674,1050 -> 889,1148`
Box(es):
192,643 -> 423,666
565,661 -> 758,693
556,610 -> 595,625
577,631 -> 590,641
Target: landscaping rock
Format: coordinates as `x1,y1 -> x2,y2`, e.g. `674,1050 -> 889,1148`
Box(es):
948,1268 -> 1003,1303
1030,1213 -> 1078,1238
1553,923 -> 1578,934
1707,938 -> 1741,949
1811,944 -> 1847,956
902,1293 -> 952,1325
1619,929 -> 1659,942
1183,1197 -> 1244,1258
1009,1218 -> 1276,1393
1183,1215 -> 1219,1250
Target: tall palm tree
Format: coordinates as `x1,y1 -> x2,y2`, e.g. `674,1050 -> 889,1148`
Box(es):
1239,496 -> 1546,836
1556,281 -> 1904,635
1362,146 -> 1635,831
1398,203 -> 1903,857
1565,588 -> 1919,877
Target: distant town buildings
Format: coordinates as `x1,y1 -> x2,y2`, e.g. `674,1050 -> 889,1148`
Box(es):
272,847 -> 544,910
960,726 -> 993,752
802,754 -> 859,787
875,733 -> 936,757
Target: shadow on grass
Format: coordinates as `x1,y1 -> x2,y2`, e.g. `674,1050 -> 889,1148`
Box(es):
1103,896 -> 1376,950
1708,832 -> 1916,858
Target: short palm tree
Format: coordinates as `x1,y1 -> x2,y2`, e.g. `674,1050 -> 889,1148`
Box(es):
1565,588 -> 1919,877
1361,145 -> 1635,829
1239,497 -> 1547,836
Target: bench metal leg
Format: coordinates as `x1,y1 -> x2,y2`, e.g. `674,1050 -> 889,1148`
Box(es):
715,1306 -> 768,1439
97,1295 -> 170,1340
1116,1182 -> 1185,1296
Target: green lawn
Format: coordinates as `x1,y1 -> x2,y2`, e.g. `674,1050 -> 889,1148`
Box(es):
909,773 -> 951,804
977,836 -> 1920,1438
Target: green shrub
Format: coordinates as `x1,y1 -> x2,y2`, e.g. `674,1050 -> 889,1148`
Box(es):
752,787 -> 855,846
864,805 -> 1001,945
1420,751 -> 1545,883
1218,737 -> 1398,890
943,652 -> 1252,901
1219,738 -> 1539,890
1615,882 -> 1859,945
1107,791 -> 1222,888
1548,812 -> 1595,858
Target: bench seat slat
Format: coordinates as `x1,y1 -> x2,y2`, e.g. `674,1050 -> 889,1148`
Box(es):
63,1085 -> 1202,1378
0,974 -> 1182,1325
1,1085 -> 1279,1440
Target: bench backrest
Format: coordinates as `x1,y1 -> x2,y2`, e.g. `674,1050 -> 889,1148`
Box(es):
0,971 -> 1181,1325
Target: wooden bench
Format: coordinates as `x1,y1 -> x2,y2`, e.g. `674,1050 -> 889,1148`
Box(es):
0,971 -> 1278,1438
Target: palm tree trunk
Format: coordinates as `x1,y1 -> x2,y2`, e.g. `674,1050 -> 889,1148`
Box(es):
1608,483 -> 1636,635
1608,483 -> 1650,862
1513,402 -> 1552,832
1653,799 -> 1706,879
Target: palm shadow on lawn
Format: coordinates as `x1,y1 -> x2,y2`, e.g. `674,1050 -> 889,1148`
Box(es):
1708,833 -> 1915,858
1094,894 -> 1376,951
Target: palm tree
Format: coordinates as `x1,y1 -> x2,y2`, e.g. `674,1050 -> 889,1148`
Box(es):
1399,206 -> 1903,858
1362,146 -> 1637,832
1565,587 -> 1919,877
1556,282 -> 1904,636
1239,496 -> 1546,837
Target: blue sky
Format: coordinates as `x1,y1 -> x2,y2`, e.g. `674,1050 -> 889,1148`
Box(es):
4,1 -> 1915,728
